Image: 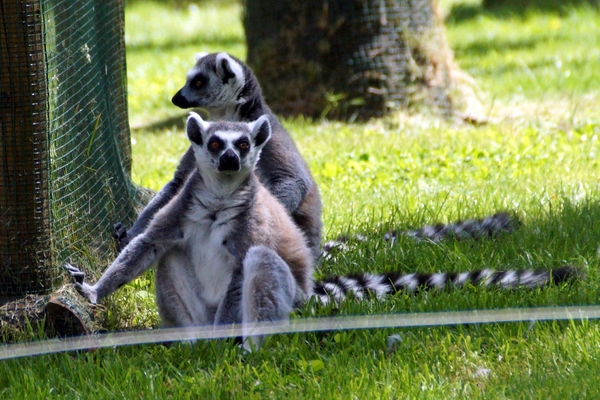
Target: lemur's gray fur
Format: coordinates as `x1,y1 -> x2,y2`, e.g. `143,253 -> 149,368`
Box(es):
114,52 -> 322,261
69,114 -> 313,347
67,116 -> 580,348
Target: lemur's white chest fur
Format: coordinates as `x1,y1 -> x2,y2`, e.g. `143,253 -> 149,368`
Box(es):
181,192 -> 242,305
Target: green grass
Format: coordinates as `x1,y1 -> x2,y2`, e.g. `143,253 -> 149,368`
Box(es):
3,0 -> 600,397
446,4 -> 600,101
2,322 -> 600,397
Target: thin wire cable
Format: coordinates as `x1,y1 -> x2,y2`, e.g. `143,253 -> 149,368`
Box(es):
1,305 -> 599,361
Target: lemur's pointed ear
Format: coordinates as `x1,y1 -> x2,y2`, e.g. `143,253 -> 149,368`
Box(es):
187,112 -> 210,146
194,52 -> 208,61
249,115 -> 271,148
216,53 -> 245,86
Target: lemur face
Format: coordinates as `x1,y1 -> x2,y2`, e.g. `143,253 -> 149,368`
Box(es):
172,52 -> 245,111
186,112 -> 271,176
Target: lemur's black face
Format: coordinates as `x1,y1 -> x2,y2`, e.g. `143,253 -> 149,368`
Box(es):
172,71 -> 209,108
172,52 -> 245,111
206,134 -> 251,173
186,112 -> 272,178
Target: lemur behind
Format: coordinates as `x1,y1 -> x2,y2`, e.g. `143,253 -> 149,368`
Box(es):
116,52 -> 518,260
69,113 -> 313,344
115,52 -> 322,261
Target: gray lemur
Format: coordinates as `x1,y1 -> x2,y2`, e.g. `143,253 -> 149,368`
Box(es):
116,52 -> 520,261
114,52 -> 322,261
70,113 -> 314,346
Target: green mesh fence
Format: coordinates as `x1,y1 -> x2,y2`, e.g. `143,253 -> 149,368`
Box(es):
1,0 -> 140,301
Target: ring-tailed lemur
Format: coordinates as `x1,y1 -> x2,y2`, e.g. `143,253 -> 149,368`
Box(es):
114,52 -> 322,261
68,115 -> 579,347
69,114 -> 314,347
115,51 -> 517,263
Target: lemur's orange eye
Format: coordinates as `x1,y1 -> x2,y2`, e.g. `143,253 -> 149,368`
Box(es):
210,141 -> 220,150
195,80 -> 202,88
239,142 -> 249,150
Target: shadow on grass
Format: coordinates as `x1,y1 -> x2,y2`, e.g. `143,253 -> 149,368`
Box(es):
126,35 -> 243,54
126,0 -> 238,7
456,35 -> 550,57
132,114 -> 186,132
448,0 -> 599,24
131,109 -> 209,132
322,196 -> 600,275
518,196 -> 600,266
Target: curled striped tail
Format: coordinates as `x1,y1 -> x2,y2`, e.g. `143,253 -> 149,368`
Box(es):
313,266 -> 580,304
321,212 -> 519,260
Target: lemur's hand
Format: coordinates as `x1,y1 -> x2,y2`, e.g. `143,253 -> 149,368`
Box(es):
113,222 -> 130,252
63,263 -> 99,304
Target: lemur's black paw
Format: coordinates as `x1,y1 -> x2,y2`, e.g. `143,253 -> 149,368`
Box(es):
63,263 -> 85,284
113,222 -> 130,252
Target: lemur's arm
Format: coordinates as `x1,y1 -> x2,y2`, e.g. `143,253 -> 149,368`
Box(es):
114,146 -> 195,251
69,198 -> 187,303
66,233 -> 173,304
264,174 -> 310,215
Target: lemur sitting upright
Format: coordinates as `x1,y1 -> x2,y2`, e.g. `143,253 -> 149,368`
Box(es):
68,114 -> 578,348
114,52 -> 322,261
70,113 -> 314,347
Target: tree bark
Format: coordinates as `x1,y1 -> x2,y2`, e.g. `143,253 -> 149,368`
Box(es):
244,0 -> 456,119
0,0 -> 51,298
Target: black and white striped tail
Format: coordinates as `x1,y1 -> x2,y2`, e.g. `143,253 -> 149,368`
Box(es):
313,266 -> 579,304
385,211 -> 518,243
322,212 -> 519,259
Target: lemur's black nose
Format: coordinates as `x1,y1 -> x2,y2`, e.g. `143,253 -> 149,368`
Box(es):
172,89 -> 193,109
218,149 -> 240,172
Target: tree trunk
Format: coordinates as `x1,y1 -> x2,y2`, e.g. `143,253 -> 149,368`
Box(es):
244,0 -> 457,120
0,0 -> 51,298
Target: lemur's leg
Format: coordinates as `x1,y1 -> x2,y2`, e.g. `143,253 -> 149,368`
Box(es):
241,245 -> 297,350
114,147 -> 195,251
155,252 -> 208,327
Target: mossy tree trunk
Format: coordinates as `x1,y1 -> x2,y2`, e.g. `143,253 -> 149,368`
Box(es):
244,0 -> 457,120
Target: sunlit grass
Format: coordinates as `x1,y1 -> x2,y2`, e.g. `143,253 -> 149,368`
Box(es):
3,0 -> 600,397
445,4 -> 600,102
